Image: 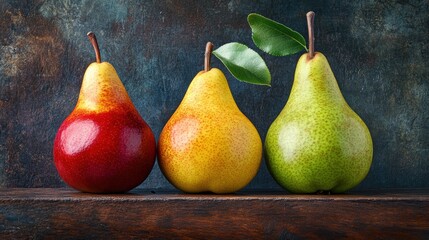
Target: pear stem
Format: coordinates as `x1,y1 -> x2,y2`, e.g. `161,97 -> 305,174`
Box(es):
87,32 -> 101,63
204,42 -> 214,72
306,11 -> 315,59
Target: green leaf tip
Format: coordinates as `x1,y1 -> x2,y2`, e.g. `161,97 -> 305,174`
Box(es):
212,42 -> 271,86
247,13 -> 307,56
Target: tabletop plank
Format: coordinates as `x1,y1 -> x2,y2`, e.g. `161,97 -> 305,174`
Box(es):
1,188 -> 428,239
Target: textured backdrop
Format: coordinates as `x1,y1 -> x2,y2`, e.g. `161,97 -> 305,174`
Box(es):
0,0 -> 428,191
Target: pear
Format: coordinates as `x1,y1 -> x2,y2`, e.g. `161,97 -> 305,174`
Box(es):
265,12 -> 373,193
158,42 -> 262,194
53,32 -> 156,193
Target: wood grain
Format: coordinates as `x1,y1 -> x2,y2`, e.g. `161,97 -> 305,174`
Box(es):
1,188 -> 428,239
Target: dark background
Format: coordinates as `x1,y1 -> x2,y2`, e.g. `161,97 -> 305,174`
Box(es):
0,0 -> 428,191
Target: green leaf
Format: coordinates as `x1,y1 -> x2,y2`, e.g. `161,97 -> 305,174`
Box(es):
248,13 -> 307,56
212,42 -> 271,86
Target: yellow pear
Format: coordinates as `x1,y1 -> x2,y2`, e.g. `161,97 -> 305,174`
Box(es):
158,43 -> 262,193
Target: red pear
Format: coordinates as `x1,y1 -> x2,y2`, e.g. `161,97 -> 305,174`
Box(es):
53,32 -> 156,193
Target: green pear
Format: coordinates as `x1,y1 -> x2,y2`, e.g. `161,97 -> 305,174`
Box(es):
265,12 -> 373,193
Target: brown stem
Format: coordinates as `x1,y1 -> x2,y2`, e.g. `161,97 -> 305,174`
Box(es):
204,42 -> 214,72
87,32 -> 101,63
306,11 -> 315,59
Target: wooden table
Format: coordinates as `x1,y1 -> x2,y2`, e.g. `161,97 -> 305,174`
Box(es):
1,188 -> 428,239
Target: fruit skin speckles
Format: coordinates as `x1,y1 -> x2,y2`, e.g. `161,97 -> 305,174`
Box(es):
158,68 -> 262,194
265,52 -> 373,194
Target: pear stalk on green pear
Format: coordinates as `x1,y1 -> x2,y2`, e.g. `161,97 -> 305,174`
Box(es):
251,11 -> 373,193
306,11 -> 315,59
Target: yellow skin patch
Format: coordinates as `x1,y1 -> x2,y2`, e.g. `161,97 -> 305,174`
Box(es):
158,68 -> 262,193
75,62 -> 133,113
